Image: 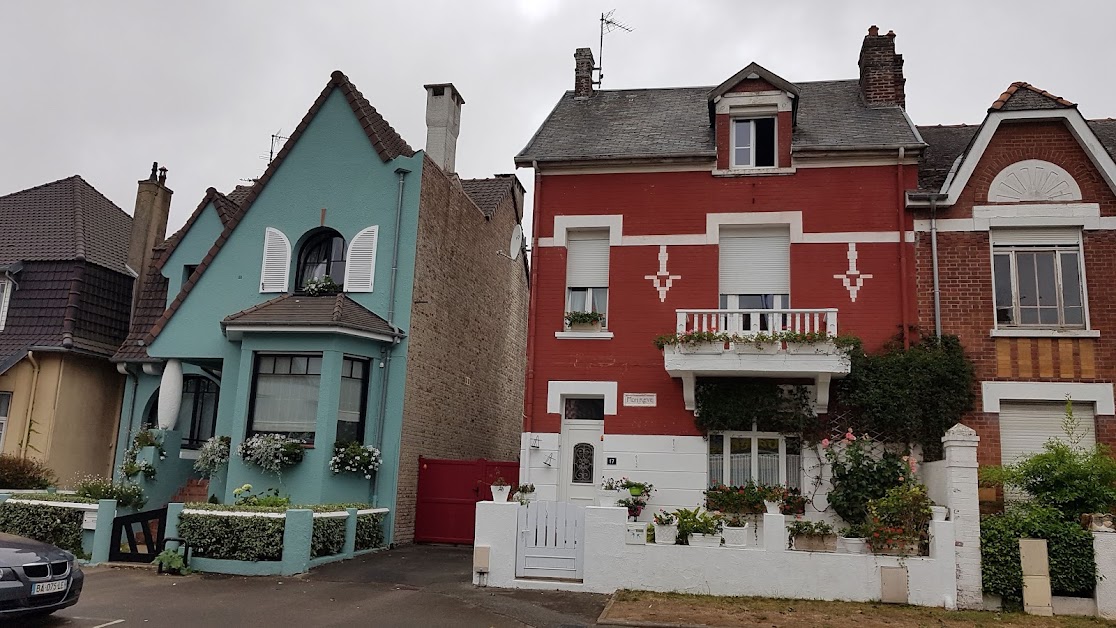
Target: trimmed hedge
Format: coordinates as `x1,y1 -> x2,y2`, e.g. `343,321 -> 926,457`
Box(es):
178,513 -> 284,562
0,502 -> 84,556
183,502 -> 369,514
312,517 -> 346,558
10,494 -> 97,504
355,513 -> 384,551
981,504 -> 1096,601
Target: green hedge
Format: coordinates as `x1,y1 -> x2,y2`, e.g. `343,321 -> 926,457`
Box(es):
10,494 -> 97,504
183,502 -> 369,514
981,504 -> 1096,601
0,502 -> 84,556
312,517 -> 346,558
355,513 -> 384,551
178,513 -> 284,562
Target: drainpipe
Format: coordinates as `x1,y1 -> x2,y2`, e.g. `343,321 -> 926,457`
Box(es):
930,195 -> 942,341
20,351 -> 40,458
387,167 -> 410,327
897,147 -> 911,349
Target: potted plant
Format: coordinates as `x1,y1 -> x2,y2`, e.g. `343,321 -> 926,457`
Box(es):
686,508 -> 724,547
839,523 -> 870,554
565,311 -> 605,332
732,332 -> 780,355
787,520 -> 837,552
514,483 -> 536,504
705,483 -> 764,515
782,330 -> 835,354
490,475 -> 511,502
621,478 -> 653,497
721,513 -> 753,547
194,435 -> 231,477
758,484 -> 786,515
652,510 -> 677,545
598,477 -> 623,506
303,275 -> 342,296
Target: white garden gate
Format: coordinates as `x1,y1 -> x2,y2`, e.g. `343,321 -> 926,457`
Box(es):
515,500 -> 585,581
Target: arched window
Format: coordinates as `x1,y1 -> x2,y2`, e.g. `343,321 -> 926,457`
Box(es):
296,229 -> 346,290
144,376 -> 220,449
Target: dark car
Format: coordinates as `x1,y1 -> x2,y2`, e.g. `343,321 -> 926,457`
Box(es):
0,533 -> 83,619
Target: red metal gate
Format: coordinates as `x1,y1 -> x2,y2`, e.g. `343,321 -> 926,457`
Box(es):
414,457 -> 519,544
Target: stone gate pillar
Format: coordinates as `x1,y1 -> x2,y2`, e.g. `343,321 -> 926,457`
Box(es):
943,423 -> 982,609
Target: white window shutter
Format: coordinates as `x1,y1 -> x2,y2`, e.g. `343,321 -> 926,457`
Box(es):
999,402 -> 1095,465
344,225 -> 379,292
566,231 -> 610,287
718,227 -> 790,294
259,227 -> 291,293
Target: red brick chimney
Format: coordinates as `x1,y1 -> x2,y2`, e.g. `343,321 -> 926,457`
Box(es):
574,48 -> 595,99
859,25 -> 906,108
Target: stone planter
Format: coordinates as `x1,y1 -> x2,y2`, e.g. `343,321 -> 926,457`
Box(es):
870,539 -> 920,556
654,523 -> 678,545
688,533 -> 722,548
931,505 -> 948,521
569,321 -> 602,333
785,340 -> 835,355
792,534 -> 837,552
722,524 -> 751,547
680,342 -> 724,355
597,488 -> 622,507
763,500 -> 781,515
490,485 -> 511,502
734,341 -> 779,355
1083,512 -> 1114,532
840,537 -> 868,554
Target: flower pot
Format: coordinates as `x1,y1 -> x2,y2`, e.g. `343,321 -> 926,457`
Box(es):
597,489 -> 622,507
734,341 -> 780,355
680,341 -> 724,355
569,321 -> 602,333
654,523 -> 678,545
785,340 -> 835,355
792,534 -> 837,552
628,487 -> 643,497
763,500 -> 781,515
840,537 -> 868,554
517,492 -> 536,503
722,524 -> 751,548
688,533 -> 722,548
490,485 -> 511,502
931,505 -> 948,522
871,539 -> 919,556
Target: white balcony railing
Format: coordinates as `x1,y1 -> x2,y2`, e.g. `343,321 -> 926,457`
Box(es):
676,308 -> 838,336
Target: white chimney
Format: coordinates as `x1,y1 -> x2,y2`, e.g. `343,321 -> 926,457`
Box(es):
423,83 -> 464,173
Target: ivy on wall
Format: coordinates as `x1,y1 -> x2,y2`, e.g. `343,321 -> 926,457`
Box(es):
694,380 -> 816,436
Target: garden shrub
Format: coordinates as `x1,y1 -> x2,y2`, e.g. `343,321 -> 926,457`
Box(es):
312,517 -> 346,557
824,435 -> 908,526
0,454 -> 55,489
75,476 -> 146,510
694,380 -> 814,435
0,502 -> 84,555
355,513 -> 384,551
981,504 -> 1096,601
178,513 -> 284,561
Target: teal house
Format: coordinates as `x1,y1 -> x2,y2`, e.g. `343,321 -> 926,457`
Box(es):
112,71 -> 529,544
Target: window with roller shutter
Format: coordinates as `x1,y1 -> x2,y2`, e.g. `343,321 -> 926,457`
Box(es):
718,227 -> 790,330
999,401 -> 1096,465
565,230 -> 610,324
259,227 -> 292,293
343,225 -> 379,292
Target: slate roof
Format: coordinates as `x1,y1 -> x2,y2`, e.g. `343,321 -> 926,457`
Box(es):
222,293 -> 395,337
0,176 -> 132,274
515,79 -> 922,164
991,82 -> 1075,112
460,176 -> 517,217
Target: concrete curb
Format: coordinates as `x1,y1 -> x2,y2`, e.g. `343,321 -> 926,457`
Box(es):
595,593 -> 715,628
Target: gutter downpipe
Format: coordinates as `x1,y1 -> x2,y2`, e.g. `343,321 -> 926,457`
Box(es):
20,351 -> 40,458
931,195 -> 942,341
897,147 -> 911,349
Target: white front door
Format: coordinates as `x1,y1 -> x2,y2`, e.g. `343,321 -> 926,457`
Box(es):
560,419 -> 604,505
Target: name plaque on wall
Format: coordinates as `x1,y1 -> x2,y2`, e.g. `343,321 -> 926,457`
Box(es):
623,393 -> 657,407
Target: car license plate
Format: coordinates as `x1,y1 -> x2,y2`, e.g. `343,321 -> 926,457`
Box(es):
32,580 -> 67,595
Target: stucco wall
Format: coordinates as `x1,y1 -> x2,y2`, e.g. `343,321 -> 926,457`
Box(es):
394,160 -> 529,543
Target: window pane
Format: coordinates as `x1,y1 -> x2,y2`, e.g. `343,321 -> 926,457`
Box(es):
564,398 -> 604,420
708,434 -> 724,487
592,288 -> 608,318
567,288 -> 587,312
0,393 -> 9,418
1064,306 -> 1084,325
734,120 -> 752,146
307,357 -> 322,375
1035,252 -> 1057,306
1017,253 -> 1037,307
729,436 -> 752,485
785,437 -> 802,491
196,388 -> 218,442
252,373 -> 319,433
719,294 -> 730,309
274,357 -> 291,375
351,360 -> 364,380
1039,307 -> 1059,325
259,356 -> 275,374
291,356 -> 308,375
1020,308 -> 1039,324
993,254 -> 1014,324
1060,252 -> 1082,308
754,118 -> 775,167
757,438 -> 780,486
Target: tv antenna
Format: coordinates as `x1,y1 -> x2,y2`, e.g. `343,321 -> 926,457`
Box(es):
596,10 -> 633,88
261,130 -> 290,164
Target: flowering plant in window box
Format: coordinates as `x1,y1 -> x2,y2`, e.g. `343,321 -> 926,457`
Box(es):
675,507 -> 723,547
329,441 -> 382,479
652,509 -> 677,545
731,332 -> 781,355
652,331 -> 729,354
786,520 -> 837,552
721,513 -> 756,548
194,436 -> 231,477
237,433 -> 305,476
564,311 -> 605,331
780,330 -> 835,354
303,275 -> 342,296
704,483 -> 764,515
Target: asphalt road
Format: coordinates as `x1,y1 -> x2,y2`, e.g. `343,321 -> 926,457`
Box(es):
13,545 -> 608,628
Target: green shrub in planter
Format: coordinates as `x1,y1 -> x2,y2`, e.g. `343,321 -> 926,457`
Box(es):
0,502 -> 84,556
177,513 -> 284,561
312,517 -> 346,558
74,476 -> 146,510
981,503 -> 1096,601
0,454 -> 55,489
355,513 -> 384,551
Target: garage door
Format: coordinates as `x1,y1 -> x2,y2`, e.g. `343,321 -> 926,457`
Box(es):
999,401 -> 1096,465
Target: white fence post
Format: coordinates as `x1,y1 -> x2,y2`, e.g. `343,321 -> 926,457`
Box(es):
942,424 -> 982,610
1095,530 -> 1116,619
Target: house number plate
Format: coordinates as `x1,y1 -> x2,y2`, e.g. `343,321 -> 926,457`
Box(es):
623,393 -> 656,407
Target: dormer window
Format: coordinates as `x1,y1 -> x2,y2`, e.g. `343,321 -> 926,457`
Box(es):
732,118 -> 776,169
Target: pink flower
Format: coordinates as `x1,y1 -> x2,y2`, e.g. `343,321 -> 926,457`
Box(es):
898,475 -> 905,482
847,433 -> 857,442
821,438 -> 830,448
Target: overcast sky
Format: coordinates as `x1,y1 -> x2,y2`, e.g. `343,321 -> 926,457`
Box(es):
2,1 -> 1115,240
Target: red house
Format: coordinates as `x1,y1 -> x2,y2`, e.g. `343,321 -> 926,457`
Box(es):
514,27 -> 924,516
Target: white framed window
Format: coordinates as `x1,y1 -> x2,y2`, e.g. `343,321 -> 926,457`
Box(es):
0,280 -> 11,331
991,229 -> 1086,328
0,392 -> 9,449
566,230 -> 610,326
707,429 -> 801,490
731,117 -> 777,169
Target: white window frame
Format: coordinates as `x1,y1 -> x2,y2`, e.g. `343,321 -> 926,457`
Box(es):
564,287 -> 608,328
730,117 -> 777,169
707,427 -> 801,488
0,391 -> 10,450
991,242 -> 1088,330
0,280 -> 11,331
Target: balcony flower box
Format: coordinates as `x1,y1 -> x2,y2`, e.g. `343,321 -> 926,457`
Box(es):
680,342 -> 725,355
783,332 -> 836,355
732,336 -> 780,355
565,311 -> 604,333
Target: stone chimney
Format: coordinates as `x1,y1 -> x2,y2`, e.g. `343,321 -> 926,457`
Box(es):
424,83 -> 464,173
127,162 -> 172,306
574,48 -> 595,99
859,25 -> 906,108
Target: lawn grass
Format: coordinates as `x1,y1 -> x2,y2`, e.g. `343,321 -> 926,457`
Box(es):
603,590 -> 1114,627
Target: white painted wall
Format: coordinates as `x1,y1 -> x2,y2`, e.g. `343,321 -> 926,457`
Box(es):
474,502 -> 958,608
1096,531 -> 1116,620
920,460 -> 948,508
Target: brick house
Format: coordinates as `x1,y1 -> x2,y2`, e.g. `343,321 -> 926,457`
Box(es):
514,27 -> 925,517
112,71 -> 528,544
910,83 -> 1116,468
0,176 -> 141,482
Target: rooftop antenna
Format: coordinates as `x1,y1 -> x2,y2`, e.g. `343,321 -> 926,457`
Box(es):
261,130 -> 290,165
596,10 -> 633,88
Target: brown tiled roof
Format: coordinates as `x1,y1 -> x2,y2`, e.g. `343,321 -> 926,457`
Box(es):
227,185 -> 254,206
0,176 -> 132,274
222,293 -> 396,337
460,176 -> 517,217
990,82 -> 1075,112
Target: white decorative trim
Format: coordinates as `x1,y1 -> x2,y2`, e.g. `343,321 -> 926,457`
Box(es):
224,324 -> 397,343
973,203 -> 1099,219
8,499 -> 98,511
712,167 -> 797,177
546,381 -> 618,415
833,243 -> 873,302
915,215 -> 1116,232
981,381 -> 1115,414
555,331 -> 614,340
707,211 -> 803,243
715,92 -> 793,114
988,160 -> 1082,203
989,329 -> 1100,338
645,245 -> 681,302
178,450 -> 200,460
542,215 -> 623,247
182,508 -> 286,518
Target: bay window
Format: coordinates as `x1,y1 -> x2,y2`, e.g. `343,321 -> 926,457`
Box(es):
249,353 -> 322,443
708,431 -> 801,490
336,356 -> 369,443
